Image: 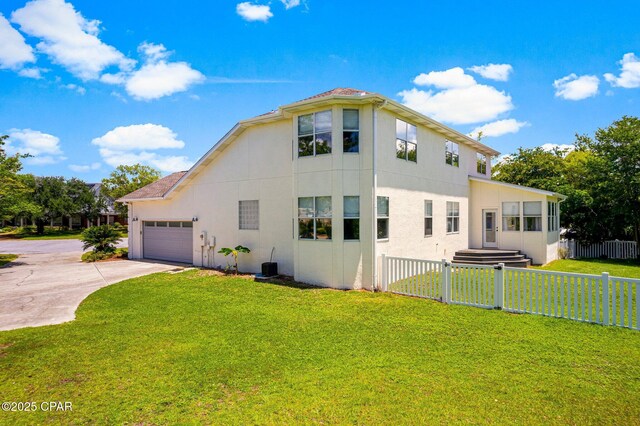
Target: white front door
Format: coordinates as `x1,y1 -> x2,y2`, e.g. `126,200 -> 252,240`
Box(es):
483,210 -> 498,248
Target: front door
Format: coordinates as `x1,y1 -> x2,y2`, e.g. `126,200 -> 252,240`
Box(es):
483,210 -> 498,248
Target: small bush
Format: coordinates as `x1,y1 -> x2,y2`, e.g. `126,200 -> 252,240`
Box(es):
558,247 -> 569,259
82,248 -> 128,262
81,225 -> 122,253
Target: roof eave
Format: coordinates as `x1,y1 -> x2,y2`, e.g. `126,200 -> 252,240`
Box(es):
469,176 -> 567,199
116,196 -> 165,203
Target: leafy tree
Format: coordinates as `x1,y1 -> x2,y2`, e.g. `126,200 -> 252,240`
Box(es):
31,176 -> 74,234
67,178 -> 105,224
101,164 -> 161,218
0,135 -> 38,221
492,146 -> 569,191
218,245 -> 251,275
81,224 -> 122,253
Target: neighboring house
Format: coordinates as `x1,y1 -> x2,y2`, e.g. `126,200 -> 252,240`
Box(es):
119,88 -> 565,290
84,183 -> 124,227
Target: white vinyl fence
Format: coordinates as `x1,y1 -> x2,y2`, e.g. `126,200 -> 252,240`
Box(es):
560,240 -> 638,260
381,254 -> 639,330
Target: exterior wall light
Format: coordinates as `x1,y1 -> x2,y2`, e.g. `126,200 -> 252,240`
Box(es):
192,217 -> 198,222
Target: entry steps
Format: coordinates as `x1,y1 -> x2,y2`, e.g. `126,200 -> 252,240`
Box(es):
452,249 -> 532,268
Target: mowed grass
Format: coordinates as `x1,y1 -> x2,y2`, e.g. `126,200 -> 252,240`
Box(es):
0,253 -> 18,266
535,258 -> 640,279
1,271 -> 639,424
0,227 -> 128,240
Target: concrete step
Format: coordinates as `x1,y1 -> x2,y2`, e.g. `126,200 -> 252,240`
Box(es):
453,255 -> 526,262
452,258 -> 532,268
455,249 -> 522,257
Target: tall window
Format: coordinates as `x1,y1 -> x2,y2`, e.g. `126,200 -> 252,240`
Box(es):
445,140 -> 459,167
524,201 -> 542,231
424,200 -> 433,237
298,197 -> 332,239
377,196 -> 389,239
344,196 -> 359,240
548,201 -> 558,231
477,153 -> 487,174
298,111 -> 332,157
396,119 -> 417,162
239,200 -> 259,230
502,202 -> 520,231
446,201 -> 459,233
343,109 -> 359,153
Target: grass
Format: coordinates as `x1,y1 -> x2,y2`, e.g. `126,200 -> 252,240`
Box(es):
1,270 -> 639,424
0,253 -> 18,266
535,258 -> 640,279
0,226 -> 128,240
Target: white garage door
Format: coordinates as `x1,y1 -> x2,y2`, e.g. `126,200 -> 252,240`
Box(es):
143,221 -> 193,263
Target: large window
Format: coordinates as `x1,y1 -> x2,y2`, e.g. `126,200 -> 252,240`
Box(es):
396,119 -> 417,162
477,153 -> 487,174
548,201 -> 558,231
502,202 -> 520,231
446,201 -> 459,234
377,196 -> 389,239
298,197 -> 332,240
298,111 -> 332,157
445,140 -> 459,167
424,200 -> 433,237
524,201 -> 542,231
239,200 -> 259,230
343,109 -> 359,153
344,196 -> 359,240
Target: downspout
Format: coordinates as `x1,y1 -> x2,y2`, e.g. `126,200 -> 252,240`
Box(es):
371,100 -> 387,291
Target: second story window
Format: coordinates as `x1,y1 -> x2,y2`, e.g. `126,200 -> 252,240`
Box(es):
298,111 -> 332,157
446,140 -> 459,167
343,109 -> 359,153
396,119 -> 417,162
477,153 -> 487,174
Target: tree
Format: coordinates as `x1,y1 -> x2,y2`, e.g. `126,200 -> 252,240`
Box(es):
81,224 -> 122,253
0,135 -> 38,221
67,178 -> 105,224
576,116 -> 640,245
101,164 -> 161,217
31,176 -> 74,234
492,146 -> 569,191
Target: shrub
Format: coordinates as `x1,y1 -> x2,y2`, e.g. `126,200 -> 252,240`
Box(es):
218,245 -> 251,275
82,248 -> 128,262
81,225 -> 122,254
558,247 -> 569,259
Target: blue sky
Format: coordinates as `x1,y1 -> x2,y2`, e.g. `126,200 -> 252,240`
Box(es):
1,0 -> 639,181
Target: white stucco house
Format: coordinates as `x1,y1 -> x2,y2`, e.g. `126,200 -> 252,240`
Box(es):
119,88 -> 565,290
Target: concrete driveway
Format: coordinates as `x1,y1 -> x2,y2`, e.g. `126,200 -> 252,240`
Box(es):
0,239 -> 183,331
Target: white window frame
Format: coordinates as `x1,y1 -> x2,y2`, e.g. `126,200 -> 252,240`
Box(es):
502,202 -> 520,232
548,201 -> 558,231
424,200 -> 433,237
477,153 -> 487,174
446,201 -> 460,234
343,109 -> 359,153
239,200 -> 259,230
298,196 -> 332,240
377,196 -> 389,240
395,119 -> 417,162
524,201 -> 542,232
343,196 -> 359,240
298,110 -> 332,157
446,140 -> 459,167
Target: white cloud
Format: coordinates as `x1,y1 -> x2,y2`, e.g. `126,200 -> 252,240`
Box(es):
7,128 -> 66,164
0,13 -> 35,70
11,0 -> 134,80
138,41 -> 170,63
125,61 -> 204,101
540,143 -> 574,153
400,67 -> 514,125
604,53 -> 640,89
469,119 -> 529,139
18,67 -> 44,79
280,0 -> 301,9
468,63 -> 513,81
91,124 -> 192,173
69,162 -> 101,172
413,67 -> 476,89
236,2 -> 273,22
63,83 -> 85,95
553,74 -> 599,100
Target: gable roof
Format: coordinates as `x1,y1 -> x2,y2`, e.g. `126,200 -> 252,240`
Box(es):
122,88 -> 503,202
117,171 -> 187,202
469,176 -> 567,199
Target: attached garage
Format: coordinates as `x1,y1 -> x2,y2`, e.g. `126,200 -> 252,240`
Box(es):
143,221 -> 193,264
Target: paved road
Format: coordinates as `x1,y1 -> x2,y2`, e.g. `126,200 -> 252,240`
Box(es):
0,239 -> 182,331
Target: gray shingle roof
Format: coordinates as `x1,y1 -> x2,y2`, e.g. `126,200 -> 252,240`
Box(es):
117,171 -> 187,201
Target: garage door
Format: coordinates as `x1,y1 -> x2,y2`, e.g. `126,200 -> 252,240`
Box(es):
143,221 -> 193,263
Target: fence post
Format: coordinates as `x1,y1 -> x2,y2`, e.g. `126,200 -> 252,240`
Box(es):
441,258 -> 451,304
494,263 -> 505,309
602,272 -> 609,325
381,253 -> 387,292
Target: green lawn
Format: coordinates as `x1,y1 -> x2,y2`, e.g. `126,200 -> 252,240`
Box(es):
1,271 -> 639,424
535,258 -> 640,279
0,253 -> 18,266
0,228 -> 128,240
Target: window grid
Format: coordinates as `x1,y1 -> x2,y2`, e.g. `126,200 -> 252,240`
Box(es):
298,111 -> 332,157
298,196 -> 332,240
424,200 -> 433,237
239,200 -> 259,230
446,201 -> 460,234
446,140 -> 459,167
395,119 -> 417,162
343,109 -> 359,153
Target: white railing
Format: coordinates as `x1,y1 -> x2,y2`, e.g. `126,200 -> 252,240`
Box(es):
560,240 -> 638,260
380,254 -> 639,330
